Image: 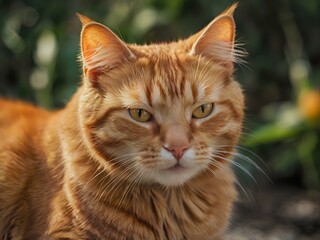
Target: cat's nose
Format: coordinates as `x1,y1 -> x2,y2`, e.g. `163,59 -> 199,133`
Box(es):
163,144 -> 191,160
162,124 -> 191,160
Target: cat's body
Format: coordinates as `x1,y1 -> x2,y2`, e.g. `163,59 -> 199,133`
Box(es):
0,4 -> 244,240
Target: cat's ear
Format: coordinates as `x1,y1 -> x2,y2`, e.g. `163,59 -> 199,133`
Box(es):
189,3 -> 238,68
78,14 -> 135,84
76,13 -> 94,26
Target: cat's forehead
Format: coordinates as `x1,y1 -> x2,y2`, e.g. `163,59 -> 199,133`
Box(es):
137,54 -> 196,105
103,49 -> 229,115
119,53 -> 227,110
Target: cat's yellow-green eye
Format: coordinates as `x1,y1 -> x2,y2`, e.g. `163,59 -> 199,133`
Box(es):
129,109 -> 152,122
192,103 -> 214,119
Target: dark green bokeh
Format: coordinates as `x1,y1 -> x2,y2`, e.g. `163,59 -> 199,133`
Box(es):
0,0 -> 319,188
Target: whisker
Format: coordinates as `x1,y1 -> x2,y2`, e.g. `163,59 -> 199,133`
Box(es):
116,167 -> 145,211
204,165 -> 232,199
207,161 -> 255,205
98,160 -> 142,203
93,160 -> 137,203
235,146 -> 270,170
215,149 -> 270,183
211,144 -> 272,185
210,153 -> 258,185
235,177 -> 256,207
235,154 -> 272,185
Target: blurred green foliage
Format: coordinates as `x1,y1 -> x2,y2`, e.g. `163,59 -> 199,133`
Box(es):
0,0 -> 319,188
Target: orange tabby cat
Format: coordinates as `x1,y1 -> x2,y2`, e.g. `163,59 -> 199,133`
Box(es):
0,4 -> 244,239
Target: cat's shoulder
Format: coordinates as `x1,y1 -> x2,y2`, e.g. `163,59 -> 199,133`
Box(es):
0,98 -> 51,152
0,98 -> 48,118
0,98 -> 51,129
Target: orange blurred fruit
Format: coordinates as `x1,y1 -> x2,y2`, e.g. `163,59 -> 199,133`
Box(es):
298,89 -> 320,121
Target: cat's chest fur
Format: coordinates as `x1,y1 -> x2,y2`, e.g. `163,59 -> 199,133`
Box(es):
46,170 -> 235,240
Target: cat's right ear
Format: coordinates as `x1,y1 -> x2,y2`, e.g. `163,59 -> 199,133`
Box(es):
78,14 -> 135,84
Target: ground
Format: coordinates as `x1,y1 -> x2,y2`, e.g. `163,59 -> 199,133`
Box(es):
227,185 -> 320,240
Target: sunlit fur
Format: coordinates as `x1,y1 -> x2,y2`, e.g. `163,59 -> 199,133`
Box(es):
0,4 -> 245,239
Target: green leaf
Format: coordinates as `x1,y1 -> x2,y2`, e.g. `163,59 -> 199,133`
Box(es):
243,123 -> 305,147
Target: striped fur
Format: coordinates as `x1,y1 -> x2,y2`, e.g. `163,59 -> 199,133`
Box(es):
0,4 -> 244,239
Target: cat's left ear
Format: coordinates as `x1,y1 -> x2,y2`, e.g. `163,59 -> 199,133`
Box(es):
78,14 -> 135,84
189,3 -> 238,69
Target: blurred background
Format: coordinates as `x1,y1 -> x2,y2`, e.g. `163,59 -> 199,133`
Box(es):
0,0 -> 319,239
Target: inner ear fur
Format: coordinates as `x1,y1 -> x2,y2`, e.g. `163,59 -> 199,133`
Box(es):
79,16 -> 135,84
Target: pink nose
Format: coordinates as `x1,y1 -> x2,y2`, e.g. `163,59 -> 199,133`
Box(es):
163,144 -> 190,160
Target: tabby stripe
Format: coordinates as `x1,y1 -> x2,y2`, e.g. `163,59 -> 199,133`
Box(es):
118,206 -> 160,237
182,200 -> 202,222
216,99 -> 242,121
191,82 -> 198,101
163,223 -> 170,240
168,63 -> 180,97
156,81 -> 167,100
88,106 -> 122,126
180,76 -> 186,96
145,84 -> 153,107
175,56 -> 187,98
84,125 -> 119,161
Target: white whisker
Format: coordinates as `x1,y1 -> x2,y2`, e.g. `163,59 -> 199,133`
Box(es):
211,153 -> 257,185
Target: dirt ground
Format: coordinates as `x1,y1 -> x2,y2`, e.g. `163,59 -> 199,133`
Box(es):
226,185 -> 320,240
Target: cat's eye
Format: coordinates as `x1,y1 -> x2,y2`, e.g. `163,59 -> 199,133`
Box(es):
192,103 -> 214,119
129,109 -> 152,122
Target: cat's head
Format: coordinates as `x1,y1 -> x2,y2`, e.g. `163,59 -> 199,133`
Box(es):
77,4 -> 245,186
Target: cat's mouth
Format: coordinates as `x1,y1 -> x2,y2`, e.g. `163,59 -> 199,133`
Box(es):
165,163 -> 186,172
153,160 -> 200,186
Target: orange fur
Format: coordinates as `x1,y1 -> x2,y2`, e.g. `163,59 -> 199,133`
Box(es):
0,5 -> 244,239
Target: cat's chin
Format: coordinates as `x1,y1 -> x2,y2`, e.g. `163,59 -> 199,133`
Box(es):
151,165 -> 202,186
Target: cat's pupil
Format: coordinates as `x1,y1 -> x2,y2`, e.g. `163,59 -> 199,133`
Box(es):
201,105 -> 205,113
138,109 -> 142,118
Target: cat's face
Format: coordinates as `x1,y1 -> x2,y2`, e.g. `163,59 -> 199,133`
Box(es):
78,5 -> 244,186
